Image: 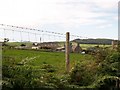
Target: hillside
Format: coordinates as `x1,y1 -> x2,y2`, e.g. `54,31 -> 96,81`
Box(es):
72,38 -> 114,45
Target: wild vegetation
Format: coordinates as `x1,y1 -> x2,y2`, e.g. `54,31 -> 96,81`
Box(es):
2,43 -> 120,89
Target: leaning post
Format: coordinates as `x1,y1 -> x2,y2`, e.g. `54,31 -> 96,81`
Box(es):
65,32 -> 70,73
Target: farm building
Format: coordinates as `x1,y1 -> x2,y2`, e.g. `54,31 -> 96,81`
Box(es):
15,44 -> 28,49
56,47 -> 65,52
31,42 -> 83,53
32,42 -> 39,49
72,43 -> 82,53
32,42 -> 60,50
32,46 -> 39,50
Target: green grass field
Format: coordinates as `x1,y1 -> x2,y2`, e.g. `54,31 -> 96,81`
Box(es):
80,44 -> 111,50
2,49 -> 94,75
2,45 -> 119,89
3,42 -> 110,75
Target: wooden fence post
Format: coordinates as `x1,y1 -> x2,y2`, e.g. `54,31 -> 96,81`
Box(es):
66,32 -> 70,73
112,40 -> 115,49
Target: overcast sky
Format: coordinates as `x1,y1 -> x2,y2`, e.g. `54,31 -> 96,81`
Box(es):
0,0 -> 119,41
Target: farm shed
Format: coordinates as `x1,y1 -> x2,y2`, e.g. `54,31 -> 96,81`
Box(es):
32,42 -> 60,50
15,44 -> 29,49
56,47 -> 65,52
32,46 -> 39,50
72,43 -> 82,53
32,42 -> 40,49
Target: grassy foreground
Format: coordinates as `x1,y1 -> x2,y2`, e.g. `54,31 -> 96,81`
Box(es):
2,47 -> 119,89
2,49 -> 93,74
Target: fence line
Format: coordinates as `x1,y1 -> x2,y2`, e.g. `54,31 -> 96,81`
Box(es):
0,24 -> 88,42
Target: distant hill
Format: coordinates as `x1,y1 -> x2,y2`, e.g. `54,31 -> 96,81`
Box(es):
72,38 -> 114,45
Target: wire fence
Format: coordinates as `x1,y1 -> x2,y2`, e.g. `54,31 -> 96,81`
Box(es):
0,24 -> 88,43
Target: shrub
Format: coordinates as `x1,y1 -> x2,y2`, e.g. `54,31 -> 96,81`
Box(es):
41,64 -> 57,73
69,61 -> 97,86
93,76 -> 117,89
97,52 -> 120,76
